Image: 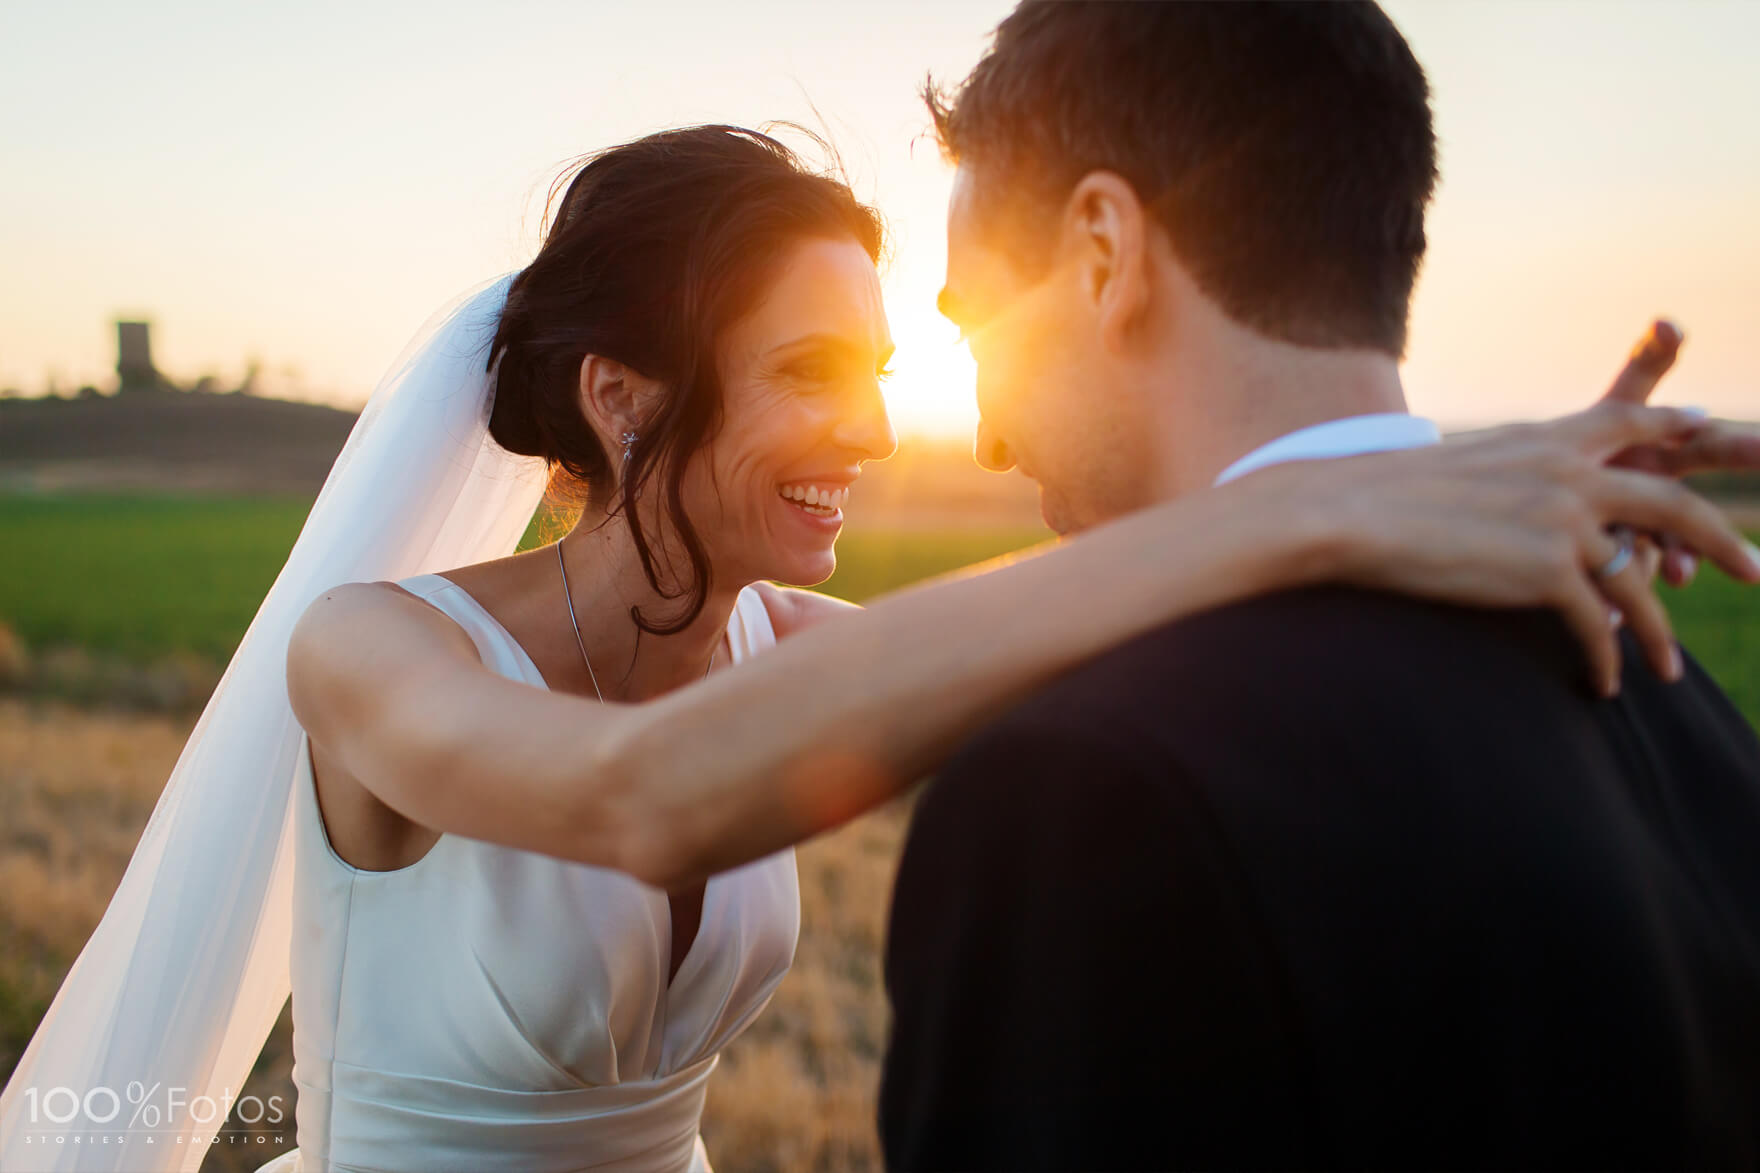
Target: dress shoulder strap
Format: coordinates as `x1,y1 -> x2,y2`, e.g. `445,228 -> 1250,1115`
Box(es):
391,573 -> 547,688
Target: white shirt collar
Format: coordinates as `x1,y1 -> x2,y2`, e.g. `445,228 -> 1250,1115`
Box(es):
1212,412 -> 1442,487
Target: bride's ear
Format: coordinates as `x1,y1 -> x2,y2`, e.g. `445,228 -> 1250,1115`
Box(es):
576,353 -> 663,451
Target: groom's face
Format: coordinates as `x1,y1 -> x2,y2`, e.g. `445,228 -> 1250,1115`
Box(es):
940,167 -> 1149,535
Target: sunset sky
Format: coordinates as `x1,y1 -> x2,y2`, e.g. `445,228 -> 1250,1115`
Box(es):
3,0 -> 1755,438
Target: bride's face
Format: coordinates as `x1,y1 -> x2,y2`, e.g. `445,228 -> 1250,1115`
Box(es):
684,235 -> 898,588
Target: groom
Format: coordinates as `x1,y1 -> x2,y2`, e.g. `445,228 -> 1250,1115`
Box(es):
879,3 -> 1760,1169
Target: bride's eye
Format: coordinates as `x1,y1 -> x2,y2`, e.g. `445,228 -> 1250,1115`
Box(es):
788,357 -> 835,383
877,363 -> 896,382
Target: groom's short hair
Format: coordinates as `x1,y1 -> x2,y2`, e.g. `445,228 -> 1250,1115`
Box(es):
927,0 -> 1437,358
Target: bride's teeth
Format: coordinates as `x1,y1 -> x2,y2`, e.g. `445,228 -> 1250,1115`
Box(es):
778,483 -> 849,511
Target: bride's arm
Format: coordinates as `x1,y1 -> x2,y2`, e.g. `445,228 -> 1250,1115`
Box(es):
288,401 -> 1759,888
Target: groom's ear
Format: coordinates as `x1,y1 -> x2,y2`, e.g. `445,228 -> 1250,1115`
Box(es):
576,353 -> 663,450
1063,171 -> 1152,352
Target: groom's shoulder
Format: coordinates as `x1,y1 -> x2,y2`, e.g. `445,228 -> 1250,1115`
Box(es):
1118,583 -> 1576,690
955,584 -> 1581,763
1087,581 -> 1565,685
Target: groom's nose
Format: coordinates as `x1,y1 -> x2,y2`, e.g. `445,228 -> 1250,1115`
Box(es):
974,418 -> 1016,473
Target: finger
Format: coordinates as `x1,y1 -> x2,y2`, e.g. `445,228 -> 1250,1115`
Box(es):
1588,529 -> 1681,684
1633,535 -> 1664,585
1589,468 -> 1760,583
1555,567 -> 1624,698
1639,420 -> 1760,477
1567,402 -> 1711,463
1661,535 -> 1699,588
1601,319 -> 1683,406
1609,444 -> 1669,475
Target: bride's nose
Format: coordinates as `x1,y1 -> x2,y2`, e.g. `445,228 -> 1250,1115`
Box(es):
835,380 -> 898,463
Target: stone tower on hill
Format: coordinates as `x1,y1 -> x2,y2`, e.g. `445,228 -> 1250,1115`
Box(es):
115,319 -> 165,393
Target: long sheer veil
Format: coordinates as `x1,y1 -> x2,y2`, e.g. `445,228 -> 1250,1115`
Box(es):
0,272 -> 549,1172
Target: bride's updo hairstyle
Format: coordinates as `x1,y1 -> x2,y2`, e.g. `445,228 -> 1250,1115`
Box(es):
488,125 -> 884,634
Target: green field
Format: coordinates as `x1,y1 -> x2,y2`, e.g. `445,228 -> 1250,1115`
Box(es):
0,495 -> 318,662
0,492 -> 1755,723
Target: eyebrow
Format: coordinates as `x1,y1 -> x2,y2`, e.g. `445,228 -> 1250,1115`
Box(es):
768,332 -> 895,369
770,332 -> 860,356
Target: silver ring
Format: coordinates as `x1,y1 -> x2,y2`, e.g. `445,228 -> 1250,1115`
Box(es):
1595,526 -> 1637,581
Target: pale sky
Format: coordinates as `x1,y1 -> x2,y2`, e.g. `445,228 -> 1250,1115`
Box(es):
2,0 -> 1755,437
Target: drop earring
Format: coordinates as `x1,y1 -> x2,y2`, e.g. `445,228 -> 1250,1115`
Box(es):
619,430 -> 638,466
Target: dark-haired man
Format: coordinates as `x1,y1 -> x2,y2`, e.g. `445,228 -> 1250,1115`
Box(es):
879,3 -> 1760,1168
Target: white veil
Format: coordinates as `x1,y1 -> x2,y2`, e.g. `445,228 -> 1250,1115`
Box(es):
0,272 -> 549,1172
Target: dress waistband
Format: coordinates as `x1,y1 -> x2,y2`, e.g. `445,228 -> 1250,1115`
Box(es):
296,1056 -> 718,1173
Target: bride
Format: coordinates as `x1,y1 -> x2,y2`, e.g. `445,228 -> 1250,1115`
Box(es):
3,125 -> 1755,1173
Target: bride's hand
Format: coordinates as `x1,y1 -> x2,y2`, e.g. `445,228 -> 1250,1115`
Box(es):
1238,402 -> 1760,698
1455,319 -> 1760,587
1597,320 -> 1760,585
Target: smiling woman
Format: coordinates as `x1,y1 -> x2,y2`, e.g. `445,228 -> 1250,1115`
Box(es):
487,127 -> 893,636
263,125 -> 922,1173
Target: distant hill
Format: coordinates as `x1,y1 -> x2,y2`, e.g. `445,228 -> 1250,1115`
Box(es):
0,390 -> 360,495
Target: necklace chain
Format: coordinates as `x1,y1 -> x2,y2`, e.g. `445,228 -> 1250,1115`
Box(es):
555,542 -> 716,703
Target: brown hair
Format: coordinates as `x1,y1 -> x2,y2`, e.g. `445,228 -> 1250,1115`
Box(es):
488,125 -> 883,633
926,1 -> 1437,356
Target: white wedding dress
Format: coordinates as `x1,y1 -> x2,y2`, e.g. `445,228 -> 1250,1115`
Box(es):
253,574 -> 799,1173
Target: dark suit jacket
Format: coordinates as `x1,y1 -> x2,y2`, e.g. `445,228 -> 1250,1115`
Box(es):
880,587 -> 1760,1171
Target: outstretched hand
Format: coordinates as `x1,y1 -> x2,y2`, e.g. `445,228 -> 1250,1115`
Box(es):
1595,319 -> 1760,586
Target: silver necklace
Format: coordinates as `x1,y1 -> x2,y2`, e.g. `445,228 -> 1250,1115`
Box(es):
555,541 -> 716,703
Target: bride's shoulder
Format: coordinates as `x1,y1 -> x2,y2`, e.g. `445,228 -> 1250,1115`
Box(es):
748,581 -> 861,642
295,578 -> 452,632
288,580 -> 480,685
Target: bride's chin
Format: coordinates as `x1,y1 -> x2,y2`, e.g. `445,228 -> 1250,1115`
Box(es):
766,546 -> 838,589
